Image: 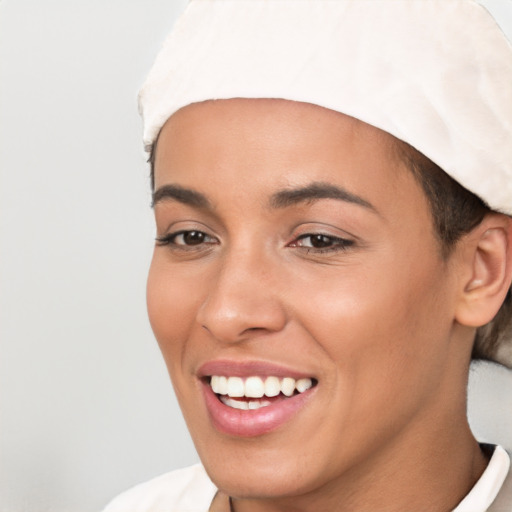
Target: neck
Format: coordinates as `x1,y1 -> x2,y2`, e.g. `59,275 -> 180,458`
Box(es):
231,416 -> 488,512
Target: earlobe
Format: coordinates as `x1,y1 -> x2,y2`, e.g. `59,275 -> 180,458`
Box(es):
455,215 -> 512,328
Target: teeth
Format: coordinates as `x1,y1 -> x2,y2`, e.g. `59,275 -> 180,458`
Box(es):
210,375 -> 314,399
280,377 -> 296,397
218,376 -> 228,395
248,399 -> 271,410
211,376 -> 220,393
296,378 -> 313,393
220,396 -> 271,410
211,375 -> 229,395
221,396 -> 249,410
245,376 -> 265,398
226,377 -> 244,397
264,376 -> 281,397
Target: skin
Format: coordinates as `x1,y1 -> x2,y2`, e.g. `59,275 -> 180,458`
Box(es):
147,98 -> 501,512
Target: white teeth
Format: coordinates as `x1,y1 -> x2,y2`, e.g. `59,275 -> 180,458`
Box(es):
220,396 -> 272,410
245,376 -> 265,398
264,376 -> 281,397
226,377 -> 244,397
221,396 -> 249,410
218,376 -> 228,395
210,375 -> 221,394
295,378 -> 313,393
281,377 -> 296,397
248,400 -> 271,410
210,375 -> 315,400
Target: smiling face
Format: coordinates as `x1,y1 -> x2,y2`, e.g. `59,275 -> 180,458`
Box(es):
147,99 -> 473,504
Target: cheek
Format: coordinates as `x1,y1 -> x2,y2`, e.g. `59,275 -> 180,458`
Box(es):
146,256 -> 201,371
295,252 -> 453,415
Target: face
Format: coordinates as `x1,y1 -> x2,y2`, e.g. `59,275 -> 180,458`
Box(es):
147,99 -> 465,500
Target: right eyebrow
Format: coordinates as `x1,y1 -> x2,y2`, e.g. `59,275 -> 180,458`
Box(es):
269,181 -> 377,212
152,184 -> 212,209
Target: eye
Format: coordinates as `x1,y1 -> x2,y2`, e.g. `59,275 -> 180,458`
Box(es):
290,233 -> 354,253
156,230 -> 218,248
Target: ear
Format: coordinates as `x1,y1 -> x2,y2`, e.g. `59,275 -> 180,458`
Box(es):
455,214 -> 512,328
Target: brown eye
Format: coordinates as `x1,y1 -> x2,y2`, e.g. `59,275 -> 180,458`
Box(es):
182,231 -> 206,245
155,230 -> 217,247
309,235 -> 334,248
289,233 -> 354,253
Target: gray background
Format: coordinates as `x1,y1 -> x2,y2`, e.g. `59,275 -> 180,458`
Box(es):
1,1 -> 511,511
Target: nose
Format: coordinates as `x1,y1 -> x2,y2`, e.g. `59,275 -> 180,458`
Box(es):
196,250 -> 287,344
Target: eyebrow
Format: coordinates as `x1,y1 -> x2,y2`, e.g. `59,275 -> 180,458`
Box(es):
269,182 -> 376,212
152,181 -> 376,213
152,184 -> 212,209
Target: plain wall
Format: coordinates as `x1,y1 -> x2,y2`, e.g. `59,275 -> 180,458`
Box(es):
1,1 -> 511,511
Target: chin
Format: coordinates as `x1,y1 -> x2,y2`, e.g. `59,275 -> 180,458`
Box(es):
206,461 -> 315,500
193,430 -> 339,500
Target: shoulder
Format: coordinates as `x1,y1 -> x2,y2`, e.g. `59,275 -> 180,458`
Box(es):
103,464 -> 218,512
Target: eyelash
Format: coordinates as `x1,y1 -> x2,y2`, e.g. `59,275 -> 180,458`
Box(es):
155,230 -> 218,249
156,230 -> 354,254
290,233 -> 354,254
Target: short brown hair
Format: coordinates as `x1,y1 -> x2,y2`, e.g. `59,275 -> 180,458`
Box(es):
395,141 -> 512,364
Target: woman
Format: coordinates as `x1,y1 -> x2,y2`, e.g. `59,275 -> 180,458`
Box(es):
105,1 -> 512,510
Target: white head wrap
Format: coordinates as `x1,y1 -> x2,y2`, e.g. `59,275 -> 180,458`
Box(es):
139,0 -> 512,366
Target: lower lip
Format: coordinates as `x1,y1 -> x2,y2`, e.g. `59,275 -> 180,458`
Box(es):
201,381 -> 316,437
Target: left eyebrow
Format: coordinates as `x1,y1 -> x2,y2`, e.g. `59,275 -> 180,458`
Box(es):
269,182 -> 377,213
151,184 -> 212,209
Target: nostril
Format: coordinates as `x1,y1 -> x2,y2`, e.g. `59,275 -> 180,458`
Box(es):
246,327 -> 267,333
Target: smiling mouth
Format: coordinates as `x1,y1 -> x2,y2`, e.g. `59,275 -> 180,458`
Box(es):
208,375 -> 317,411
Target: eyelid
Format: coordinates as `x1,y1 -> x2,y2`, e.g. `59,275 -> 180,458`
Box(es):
289,222 -> 356,241
286,223 -> 357,255
156,218 -> 218,238
154,209 -> 221,235
294,232 -> 351,243
289,233 -> 354,248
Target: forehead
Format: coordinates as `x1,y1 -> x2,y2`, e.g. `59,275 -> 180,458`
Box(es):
154,98 -> 404,192
158,98 -> 395,151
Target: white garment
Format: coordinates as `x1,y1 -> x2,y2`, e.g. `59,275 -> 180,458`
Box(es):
103,464 -> 216,512
103,446 -> 511,512
453,446 -> 510,512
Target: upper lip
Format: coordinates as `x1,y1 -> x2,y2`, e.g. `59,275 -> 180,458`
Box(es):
197,359 -> 316,380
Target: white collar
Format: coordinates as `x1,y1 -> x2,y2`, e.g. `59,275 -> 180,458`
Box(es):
452,445 -> 510,512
